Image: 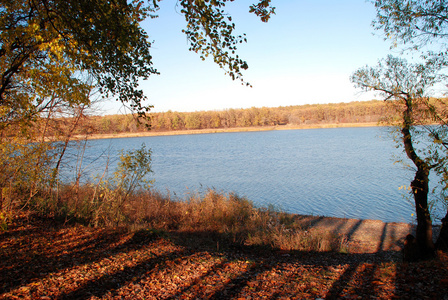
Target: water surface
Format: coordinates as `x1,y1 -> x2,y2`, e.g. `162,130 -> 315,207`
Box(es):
62,127 -> 423,223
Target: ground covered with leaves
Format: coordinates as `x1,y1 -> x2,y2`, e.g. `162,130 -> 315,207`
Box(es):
1,213 -> 448,300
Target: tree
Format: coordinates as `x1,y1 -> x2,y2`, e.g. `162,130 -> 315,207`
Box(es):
373,0 -> 448,54
0,0 -> 275,213
365,0 -> 448,258
179,0 -> 274,84
0,0 -> 156,127
1,0 -> 275,126
351,55 -> 448,259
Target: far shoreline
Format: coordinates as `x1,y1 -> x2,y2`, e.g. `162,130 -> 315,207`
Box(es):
77,122 -> 381,140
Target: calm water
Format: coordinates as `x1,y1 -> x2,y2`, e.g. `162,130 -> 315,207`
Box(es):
61,127 -> 425,223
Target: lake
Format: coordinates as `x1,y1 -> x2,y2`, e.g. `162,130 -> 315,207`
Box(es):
61,127 -> 429,224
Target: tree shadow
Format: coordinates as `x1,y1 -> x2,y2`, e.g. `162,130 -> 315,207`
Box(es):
3,215 -> 447,299
346,219 -> 363,240
393,253 -> 448,299
60,248 -> 191,299
0,215 -> 153,294
377,222 -> 387,252
158,230 -> 400,299
324,260 -> 379,299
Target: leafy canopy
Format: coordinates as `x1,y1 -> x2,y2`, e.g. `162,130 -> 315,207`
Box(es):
0,0 -> 158,124
351,55 -> 448,175
179,0 -> 274,83
373,0 -> 448,53
351,55 -> 445,101
0,0 -> 275,125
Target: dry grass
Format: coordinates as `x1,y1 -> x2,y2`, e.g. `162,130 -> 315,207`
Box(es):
32,186 -> 348,253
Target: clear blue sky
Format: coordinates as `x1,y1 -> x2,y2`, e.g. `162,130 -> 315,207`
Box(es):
105,0 -> 397,114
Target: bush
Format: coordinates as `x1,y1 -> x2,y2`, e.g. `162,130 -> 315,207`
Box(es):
0,139 -> 56,214
89,144 -> 154,226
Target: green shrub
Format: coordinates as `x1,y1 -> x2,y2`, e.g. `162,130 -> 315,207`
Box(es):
91,144 -> 154,226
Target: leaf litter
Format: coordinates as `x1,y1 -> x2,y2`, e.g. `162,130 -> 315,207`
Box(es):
1,213 -> 448,299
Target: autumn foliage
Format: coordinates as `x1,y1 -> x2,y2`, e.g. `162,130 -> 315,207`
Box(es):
73,100 -> 397,135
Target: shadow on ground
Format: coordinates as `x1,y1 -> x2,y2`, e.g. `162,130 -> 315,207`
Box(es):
1,214 -> 447,299
293,215 -> 416,253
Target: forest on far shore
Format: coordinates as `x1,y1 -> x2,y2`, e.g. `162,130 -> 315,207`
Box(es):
81,100 -> 399,136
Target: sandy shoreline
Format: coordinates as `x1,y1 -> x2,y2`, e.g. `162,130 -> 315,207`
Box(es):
75,122 -> 380,140
293,214 -> 415,253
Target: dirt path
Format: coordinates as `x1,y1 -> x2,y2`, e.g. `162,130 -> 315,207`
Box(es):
293,215 -> 417,253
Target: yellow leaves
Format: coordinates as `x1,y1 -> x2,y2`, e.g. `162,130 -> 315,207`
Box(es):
35,34 -> 44,43
398,185 -> 411,191
49,40 -> 65,58
29,22 -> 40,33
37,35 -> 66,60
22,19 -> 75,61
0,106 -> 10,119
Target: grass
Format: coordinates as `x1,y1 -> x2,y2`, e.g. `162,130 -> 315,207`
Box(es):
21,185 -> 349,253
3,185 -> 448,299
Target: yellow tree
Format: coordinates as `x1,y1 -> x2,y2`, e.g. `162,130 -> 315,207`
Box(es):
1,0 -> 275,125
0,0 -> 275,216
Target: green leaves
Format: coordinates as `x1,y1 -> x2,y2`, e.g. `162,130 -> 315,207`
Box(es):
179,0 -> 274,86
249,0 -> 276,23
114,144 -> 154,194
373,0 -> 448,58
350,55 -> 443,102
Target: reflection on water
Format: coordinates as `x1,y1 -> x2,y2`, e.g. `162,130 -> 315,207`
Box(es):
60,127 -> 433,223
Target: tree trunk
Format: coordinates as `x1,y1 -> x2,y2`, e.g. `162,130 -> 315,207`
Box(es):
401,98 -> 435,259
411,166 -> 435,259
436,210 -> 448,251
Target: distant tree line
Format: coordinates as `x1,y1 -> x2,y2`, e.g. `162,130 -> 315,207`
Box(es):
81,100 -> 400,135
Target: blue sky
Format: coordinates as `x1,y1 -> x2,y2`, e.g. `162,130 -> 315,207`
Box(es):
105,0 -> 397,114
